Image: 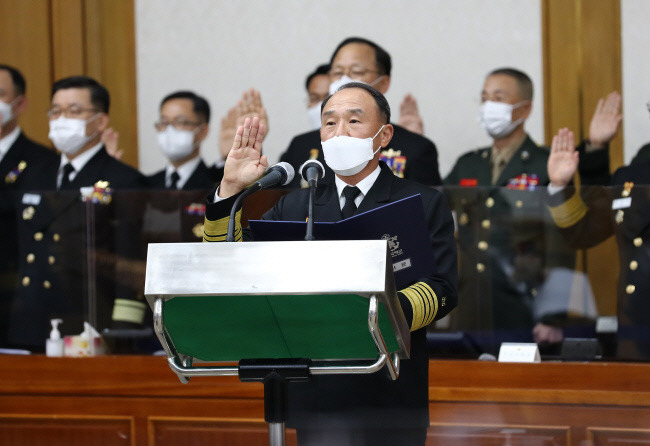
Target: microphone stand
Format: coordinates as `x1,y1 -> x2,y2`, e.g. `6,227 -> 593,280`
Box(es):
226,184 -> 261,242
305,184 -> 316,241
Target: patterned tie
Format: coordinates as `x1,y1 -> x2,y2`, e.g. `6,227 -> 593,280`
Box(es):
169,171 -> 180,190
341,186 -> 361,219
59,163 -> 75,189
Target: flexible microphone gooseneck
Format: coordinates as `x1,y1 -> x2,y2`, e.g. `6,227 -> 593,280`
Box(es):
225,162 -> 295,242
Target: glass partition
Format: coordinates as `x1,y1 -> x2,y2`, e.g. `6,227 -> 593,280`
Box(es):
0,185 -> 646,361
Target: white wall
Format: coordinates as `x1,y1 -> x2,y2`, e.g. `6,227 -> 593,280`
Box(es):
622,0 -> 650,164
135,0 -> 544,177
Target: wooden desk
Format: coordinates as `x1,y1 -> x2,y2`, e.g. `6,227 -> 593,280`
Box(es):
1,356 -> 649,445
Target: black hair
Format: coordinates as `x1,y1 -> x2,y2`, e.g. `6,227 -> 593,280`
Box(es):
0,64 -> 26,96
321,82 -> 391,124
330,37 -> 392,76
51,76 -> 110,113
160,90 -> 211,123
488,67 -> 534,101
305,64 -> 331,91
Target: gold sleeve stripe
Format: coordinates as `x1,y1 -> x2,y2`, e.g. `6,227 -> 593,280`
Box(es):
401,282 -> 439,330
413,282 -> 436,325
401,287 -> 422,330
112,299 -> 146,324
548,190 -> 588,228
413,282 -> 438,325
203,209 -> 242,242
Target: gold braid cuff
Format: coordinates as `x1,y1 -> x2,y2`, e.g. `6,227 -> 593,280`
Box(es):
548,190 -> 588,228
400,282 -> 438,331
112,298 -> 146,324
203,209 -> 242,242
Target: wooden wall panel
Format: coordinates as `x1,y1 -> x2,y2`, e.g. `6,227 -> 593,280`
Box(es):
543,0 -> 582,141
149,418 -> 297,446
0,415 -> 133,446
589,428 -> 650,445
427,424 -> 569,446
84,0 -> 139,168
0,0 -> 53,146
51,0 -> 85,79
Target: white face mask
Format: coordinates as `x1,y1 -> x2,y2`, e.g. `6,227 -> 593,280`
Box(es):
307,102 -> 322,130
0,99 -> 15,126
479,100 -> 527,139
48,115 -> 99,156
157,126 -> 197,162
321,125 -> 384,176
328,74 -> 385,95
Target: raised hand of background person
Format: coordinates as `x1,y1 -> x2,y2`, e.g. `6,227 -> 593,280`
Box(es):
398,93 -> 424,135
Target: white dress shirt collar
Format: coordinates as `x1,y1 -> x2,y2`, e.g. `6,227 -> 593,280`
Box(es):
165,156 -> 201,189
59,142 -> 104,185
334,164 -> 382,210
0,126 -> 21,163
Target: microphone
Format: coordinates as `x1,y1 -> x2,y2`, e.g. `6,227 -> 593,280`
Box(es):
226,162 -> 295,241
255,162 -> 295,189
299,160 -> 325,241
299,160 -> 325,188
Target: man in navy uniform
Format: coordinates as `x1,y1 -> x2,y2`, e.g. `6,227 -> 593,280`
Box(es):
547,128 -> 650,359
280,37 -> 442,188
8,76 -> 147,351
203,83 -> 457,445
0,64 -> 59,346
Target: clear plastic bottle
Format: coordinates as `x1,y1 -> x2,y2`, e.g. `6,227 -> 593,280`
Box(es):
45,319 -> 64,357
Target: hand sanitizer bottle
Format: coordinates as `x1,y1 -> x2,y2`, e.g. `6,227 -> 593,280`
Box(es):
46,319 -> 64,357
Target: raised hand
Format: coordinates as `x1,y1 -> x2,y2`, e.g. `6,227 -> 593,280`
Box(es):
218,89 -> 269,162
102,127 -> 123,160
548,128 -> 578,188
588,91 -> 622,150
219,105 -> 238,161
219,117 -> 268,198
398,93 -> 424,135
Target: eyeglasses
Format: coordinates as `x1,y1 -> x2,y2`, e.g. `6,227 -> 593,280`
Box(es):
154,118 -> 201,131
47,106 -> 98,120
329,68 -> 379,80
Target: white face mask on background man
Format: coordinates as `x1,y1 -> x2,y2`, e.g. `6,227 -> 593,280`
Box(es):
321,125 -> 384,176
48,115 -> 99,156
157,126 -> 197,162
307,102 -> 322,130
328,75 -> 386,95
479,100 -> 527,139
0,99 -> 15,125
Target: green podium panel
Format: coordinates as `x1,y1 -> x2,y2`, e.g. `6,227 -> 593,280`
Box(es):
164,294 -> 399,362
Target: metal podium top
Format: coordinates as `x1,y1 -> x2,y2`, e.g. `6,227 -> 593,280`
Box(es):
146,239 -> 394,297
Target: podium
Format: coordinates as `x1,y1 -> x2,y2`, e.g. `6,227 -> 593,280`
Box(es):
145,240 -> 410,445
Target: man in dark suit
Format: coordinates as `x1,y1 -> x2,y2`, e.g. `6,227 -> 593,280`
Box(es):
548,128 -> 650,359
280,37 -> 442,188
7,76 -> 148,351
147,91 -> 219,190
204,83 -> 457,445
443,69 -> 617,352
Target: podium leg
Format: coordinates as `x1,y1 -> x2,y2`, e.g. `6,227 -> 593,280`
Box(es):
268,422 -> 285,446
264,372 -> 288,446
